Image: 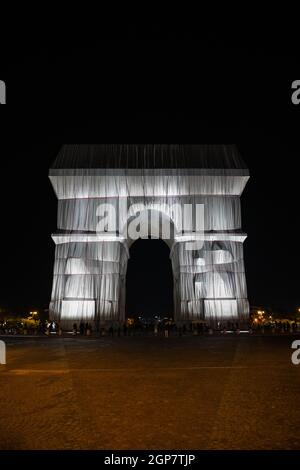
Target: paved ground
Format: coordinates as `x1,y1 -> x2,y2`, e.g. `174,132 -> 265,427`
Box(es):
0,334 -> 300,450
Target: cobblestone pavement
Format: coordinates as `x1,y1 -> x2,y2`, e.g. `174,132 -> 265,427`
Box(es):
0,335 -> 300,450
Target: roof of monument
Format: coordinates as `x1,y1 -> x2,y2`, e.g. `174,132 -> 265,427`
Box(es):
51,144 -> 248,170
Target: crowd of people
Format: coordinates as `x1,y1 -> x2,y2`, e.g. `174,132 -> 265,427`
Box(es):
0,320 -> 47,336
72,322 -> 93,336
67,320 -> 300,337
0,319 -> 299,336
251,320 -> 300,334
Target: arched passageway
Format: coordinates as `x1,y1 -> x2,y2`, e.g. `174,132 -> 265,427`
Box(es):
125,239 -> 174,320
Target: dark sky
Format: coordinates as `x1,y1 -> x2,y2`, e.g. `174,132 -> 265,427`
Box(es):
1,41 -> 300,315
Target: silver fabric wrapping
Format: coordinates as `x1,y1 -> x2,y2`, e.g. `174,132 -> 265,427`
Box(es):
49,145 -> 249,328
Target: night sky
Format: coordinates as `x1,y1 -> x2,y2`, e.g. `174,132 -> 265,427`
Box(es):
1,41 -> 300,316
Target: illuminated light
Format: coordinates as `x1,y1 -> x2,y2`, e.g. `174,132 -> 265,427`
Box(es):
194,257 -> 205,266
61,300 -> 95,320
49,169 -> 250,199
52,233 -> 127,245
53,232 -> 248,245
204,299 -> 238,319
174,233 -> 247,243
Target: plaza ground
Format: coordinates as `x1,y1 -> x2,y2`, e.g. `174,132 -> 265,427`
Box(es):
0,334 -> 300,450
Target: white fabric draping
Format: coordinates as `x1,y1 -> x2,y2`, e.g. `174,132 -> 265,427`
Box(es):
49,145 -> 249,327
50,171 -> 249,199
57,195 -> 242,232
50,241 -> 128,325
171,239 -> 249,323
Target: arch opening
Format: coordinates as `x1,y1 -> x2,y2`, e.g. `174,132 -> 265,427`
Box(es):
125,238 -> 174,321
